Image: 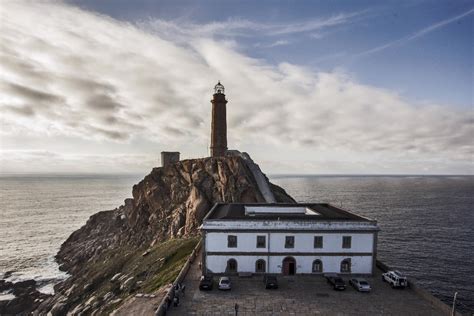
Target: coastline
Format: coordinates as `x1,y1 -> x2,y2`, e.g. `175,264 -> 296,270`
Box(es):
1,174 -> 472,313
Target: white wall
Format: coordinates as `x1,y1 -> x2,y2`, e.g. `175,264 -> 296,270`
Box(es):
206,255 -> 373,274
206,232 -> 374,253
206,255 -> 268,274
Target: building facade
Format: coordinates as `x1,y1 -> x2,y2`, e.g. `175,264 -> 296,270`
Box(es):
201,203 -> 379,276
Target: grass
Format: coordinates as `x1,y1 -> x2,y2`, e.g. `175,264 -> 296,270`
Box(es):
71,237 -> 200,314
142,237 -> 199,292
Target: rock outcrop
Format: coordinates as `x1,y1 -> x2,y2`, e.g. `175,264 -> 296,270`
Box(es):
0,280 -> 49,315
35,155 -> 295,315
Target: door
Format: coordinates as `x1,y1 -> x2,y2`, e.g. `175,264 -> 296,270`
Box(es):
288,261 -> 295,275
282,257 -> 296,275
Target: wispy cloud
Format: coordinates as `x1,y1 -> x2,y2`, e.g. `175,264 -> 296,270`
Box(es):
136,11 -> 364,41
356,7 -> 474,57
254,40 -> 291,48
309,32 -> 326,40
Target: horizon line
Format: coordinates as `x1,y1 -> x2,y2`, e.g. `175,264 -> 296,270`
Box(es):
0,172 -> 472,177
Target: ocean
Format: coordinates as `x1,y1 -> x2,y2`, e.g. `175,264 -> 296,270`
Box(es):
272,175 -> 474,313
0,174 -> 141,295
0,174 -> 473,313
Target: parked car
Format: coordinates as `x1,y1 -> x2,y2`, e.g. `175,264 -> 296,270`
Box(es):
325,274 -> 346,290
263,275 -> 278,289
382,270 -> 408,288
218,276 -> 232,290
349,278 -> 371,292
199,275 -> 213,291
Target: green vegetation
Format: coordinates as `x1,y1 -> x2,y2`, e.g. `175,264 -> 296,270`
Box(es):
143,237 -> 199,292
73,237 -> 200,313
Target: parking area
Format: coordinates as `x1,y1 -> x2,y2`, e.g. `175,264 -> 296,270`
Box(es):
167,255 -> 445,316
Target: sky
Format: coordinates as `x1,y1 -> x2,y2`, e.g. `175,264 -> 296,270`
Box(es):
0,0 -> 472,175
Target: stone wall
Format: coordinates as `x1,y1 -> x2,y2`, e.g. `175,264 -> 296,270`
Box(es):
161,151 -> 180,167
155,240 -> 202,316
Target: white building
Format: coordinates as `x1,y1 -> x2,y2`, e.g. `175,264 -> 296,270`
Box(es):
200,203 -> 379,276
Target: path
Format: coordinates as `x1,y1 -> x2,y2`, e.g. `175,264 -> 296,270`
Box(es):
111,284 -> 172,316
227,151 -> 276,203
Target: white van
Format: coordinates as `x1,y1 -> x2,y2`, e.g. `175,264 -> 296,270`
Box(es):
382,270 -> 408,288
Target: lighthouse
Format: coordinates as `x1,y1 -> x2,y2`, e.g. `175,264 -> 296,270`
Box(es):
210,81 -> 228,157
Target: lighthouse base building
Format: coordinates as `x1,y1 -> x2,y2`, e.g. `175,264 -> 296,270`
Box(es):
200,203 -> 379,276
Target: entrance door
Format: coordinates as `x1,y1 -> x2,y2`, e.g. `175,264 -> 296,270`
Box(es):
282,257 -> 296,275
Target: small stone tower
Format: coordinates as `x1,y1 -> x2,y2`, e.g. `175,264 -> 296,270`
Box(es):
161,151 -> 180,167
210,81 -> 228,157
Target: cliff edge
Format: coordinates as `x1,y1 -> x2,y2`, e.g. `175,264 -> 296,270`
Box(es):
34,155 -> 295,315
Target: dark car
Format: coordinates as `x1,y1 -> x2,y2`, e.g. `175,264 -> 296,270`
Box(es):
263,275 -> 278,289
199,275 -> 213,291
325,274 -> 346,290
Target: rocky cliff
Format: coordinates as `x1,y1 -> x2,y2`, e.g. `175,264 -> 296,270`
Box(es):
33,155 -> 295,315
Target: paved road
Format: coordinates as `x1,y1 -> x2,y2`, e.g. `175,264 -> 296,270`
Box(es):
112,284 -> 172,316
167,254 -> 445,316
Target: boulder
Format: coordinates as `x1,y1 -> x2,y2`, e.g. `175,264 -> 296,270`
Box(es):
102,292 -> 114,302
110,273 -> 121,283
120,277 -> 134,291
0,280 -> 13,292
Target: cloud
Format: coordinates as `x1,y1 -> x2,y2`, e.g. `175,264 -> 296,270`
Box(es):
254,40 -> 290,48
1,82 -> 64,104
3,105 -> 36,117
136,11 -> 363,42
356,7 -> 474,57
0,150 -> 154,174
0,1 -> 472,174
309,33 -> 325,40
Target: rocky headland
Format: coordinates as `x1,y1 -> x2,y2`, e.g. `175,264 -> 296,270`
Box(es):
4,155 -> 294,315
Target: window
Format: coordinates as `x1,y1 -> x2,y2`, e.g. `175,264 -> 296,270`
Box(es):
312,259 -> 323,273
314,236 -> 323,248
285,236 -> 295,248
256,235 -> 266,248
227,259 -> 237,272
228,235 -> 237,248
341,258 -> 351,273
342,236 -> 351,249
255,259 -> 266,273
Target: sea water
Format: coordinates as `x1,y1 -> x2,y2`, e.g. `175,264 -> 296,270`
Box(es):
0,174 -> 472,312
0,174 -> 140,294
272,175 -> 474,313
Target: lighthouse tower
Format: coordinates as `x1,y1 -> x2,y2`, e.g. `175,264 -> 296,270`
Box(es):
210,81 -> 228,157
